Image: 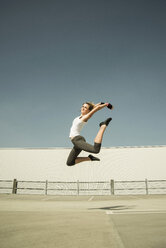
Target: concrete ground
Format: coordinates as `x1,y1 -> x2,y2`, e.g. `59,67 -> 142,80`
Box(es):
0,194 -> 166,248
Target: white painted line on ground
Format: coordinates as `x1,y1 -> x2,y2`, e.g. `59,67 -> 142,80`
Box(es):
42,196 -> 60,201
106,209 -> 166,215
88,196 -> 94,201
106,210 -> 114,214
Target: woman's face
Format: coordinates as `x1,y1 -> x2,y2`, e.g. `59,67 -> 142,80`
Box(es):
81,103 -> 90,115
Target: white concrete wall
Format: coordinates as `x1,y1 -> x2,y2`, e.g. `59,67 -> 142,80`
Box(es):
0,146 -> 166,181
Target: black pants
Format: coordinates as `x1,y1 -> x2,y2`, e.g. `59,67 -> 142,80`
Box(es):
66,135 -> 101,166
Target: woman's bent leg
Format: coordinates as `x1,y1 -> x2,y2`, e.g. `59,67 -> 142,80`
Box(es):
66,146 -> 91,165
94,125 -> 107,144
73,125 -> 107,154
67,135 -> 102,166
66,146 -> 82,166
72,136 -> 101,154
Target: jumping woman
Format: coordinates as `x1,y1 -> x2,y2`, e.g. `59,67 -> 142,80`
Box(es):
66,102 -> 113,166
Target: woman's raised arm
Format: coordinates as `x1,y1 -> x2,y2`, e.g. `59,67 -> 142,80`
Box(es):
81,103 -> 108,122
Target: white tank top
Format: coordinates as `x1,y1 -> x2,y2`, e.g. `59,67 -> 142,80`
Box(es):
69,116 -> 86,138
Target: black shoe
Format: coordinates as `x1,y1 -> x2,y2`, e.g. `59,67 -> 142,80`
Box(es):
107,103 -> 113,110
99,117 -> 112,127
88,154 -> 100,161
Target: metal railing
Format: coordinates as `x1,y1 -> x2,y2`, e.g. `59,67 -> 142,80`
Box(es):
0,179 -> 166,196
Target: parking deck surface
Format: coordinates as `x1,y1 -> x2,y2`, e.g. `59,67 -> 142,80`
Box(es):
0,194 -> 166,248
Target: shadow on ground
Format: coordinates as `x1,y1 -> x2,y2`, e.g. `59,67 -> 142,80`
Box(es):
88,205 -> 135,211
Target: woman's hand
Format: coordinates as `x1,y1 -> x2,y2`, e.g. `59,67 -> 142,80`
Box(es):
95,102 -> 108,107
98,103 -> 108,109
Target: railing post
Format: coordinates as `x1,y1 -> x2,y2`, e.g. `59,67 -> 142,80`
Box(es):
45,180 -> 48,195
111,179 -> 114,195
145,178 -> 148,195
12,179 -> 18,194
77,180 -> 79,196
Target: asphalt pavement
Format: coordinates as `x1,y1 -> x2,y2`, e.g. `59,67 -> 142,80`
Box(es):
0,194 -> 166,248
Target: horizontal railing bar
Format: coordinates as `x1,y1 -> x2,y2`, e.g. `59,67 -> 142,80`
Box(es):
148,180 -> 166,182
77,182 -> 110,183
16,188 -> 166,191
0,180 -> 13,182
115,188 -> 146,191
18,181 -> 45,183
115,180 -> 166,183
0,187 -> 13,189
47,188 -> 110,191
115,187 -> 166,191
17,188 -> 44,190
48,181 -> 109,184
78,189 -> 110,191
148,187 -> 166,190
48,189 -> 77,191
115,181 -> 145,183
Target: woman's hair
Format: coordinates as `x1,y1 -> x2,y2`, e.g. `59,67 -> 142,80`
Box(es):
85,102 -> 95,111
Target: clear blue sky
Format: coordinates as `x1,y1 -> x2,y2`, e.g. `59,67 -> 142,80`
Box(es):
0,0 -> 166,147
